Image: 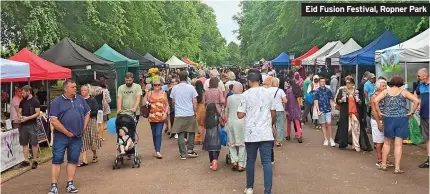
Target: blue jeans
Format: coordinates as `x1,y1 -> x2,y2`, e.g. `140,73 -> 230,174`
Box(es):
52,132 -> 82,165
150,122 -> 164,152
245,141 -> 274,194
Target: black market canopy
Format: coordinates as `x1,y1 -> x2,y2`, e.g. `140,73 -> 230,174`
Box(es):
39,38 -> 116,82
143,53 -> 167,68
120,48 -> 153,70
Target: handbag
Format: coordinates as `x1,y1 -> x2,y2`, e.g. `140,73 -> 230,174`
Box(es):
141,91 -> 152,118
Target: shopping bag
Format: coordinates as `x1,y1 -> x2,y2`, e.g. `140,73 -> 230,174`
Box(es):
220,126 -> 227,146
409,116 -> 424,145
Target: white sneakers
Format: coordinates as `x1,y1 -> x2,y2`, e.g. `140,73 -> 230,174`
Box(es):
323,139 -> 336,147
244,188 -> 254,194
323,140 -> 329,146
174,134 -> 178,139
329,139 -> 336,147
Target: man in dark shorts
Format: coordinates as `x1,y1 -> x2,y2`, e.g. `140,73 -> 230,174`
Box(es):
415,68 -> 429,168
49,80 -> 90,194
18,85 -> 41,169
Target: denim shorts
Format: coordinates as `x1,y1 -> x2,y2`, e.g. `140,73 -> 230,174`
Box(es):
383,116 -> 408,139
52,133 -> 83,165
318,112 -> 332,124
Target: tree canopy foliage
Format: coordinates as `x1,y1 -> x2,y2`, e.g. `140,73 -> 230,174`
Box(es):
1,1 -> 228,66
234,1 -> 429,64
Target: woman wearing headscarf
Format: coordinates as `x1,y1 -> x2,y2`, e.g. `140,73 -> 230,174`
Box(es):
225,83 -> 246,171
334,76 -> 372,152
294,72 -> 304,88
307,75 -> 321,129
285,79 -> 303,143
195,80 -> 206,144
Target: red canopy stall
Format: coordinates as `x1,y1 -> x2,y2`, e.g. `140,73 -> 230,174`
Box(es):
182,57 -> 198,67
291,46 -> 319,66
6,48 -> 71,82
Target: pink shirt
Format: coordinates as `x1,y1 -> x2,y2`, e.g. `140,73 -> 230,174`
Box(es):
10,96 -> 21,122
198,77 -> 207,85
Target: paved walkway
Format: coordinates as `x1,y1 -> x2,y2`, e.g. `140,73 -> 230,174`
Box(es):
2,119 -> 429,194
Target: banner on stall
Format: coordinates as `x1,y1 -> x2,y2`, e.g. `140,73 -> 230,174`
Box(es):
381,49 -> 401,72
1,129 -> 25,172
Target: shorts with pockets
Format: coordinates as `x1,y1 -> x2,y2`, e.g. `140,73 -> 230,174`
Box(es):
318,112 -> 332,124
420,117 -> 429,141
371,119 -> 384,143
52,133 -> 83,165
18,123 -> 39,146
383,117 -> 408,139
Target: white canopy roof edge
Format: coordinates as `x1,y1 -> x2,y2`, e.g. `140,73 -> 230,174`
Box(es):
302,41 -> 343,65
375,29 -> 429,63
166,56 -> 188,68
322,38 -> 362,66
0,58 -> 30,80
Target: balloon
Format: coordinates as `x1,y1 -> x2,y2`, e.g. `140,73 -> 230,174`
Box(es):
106,117 -> 117,134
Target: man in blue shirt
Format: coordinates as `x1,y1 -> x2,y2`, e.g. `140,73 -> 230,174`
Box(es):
364,73 -> 376,133
49,80 -> 90,194
314,77 -> 335,147
416,68 -> 429,168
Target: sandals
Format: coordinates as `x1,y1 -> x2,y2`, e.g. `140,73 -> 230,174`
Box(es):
378,164 -> 388,171
393,169 -> 404,174
237,166 -> 245,172
77,162 -> 88,167
232,163 -> 238,171
92,156 -> 98,163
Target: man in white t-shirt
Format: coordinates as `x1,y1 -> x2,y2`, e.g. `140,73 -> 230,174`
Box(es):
204,70 -> 226,92
170,71 -> 199,160
238,72 -> 276,194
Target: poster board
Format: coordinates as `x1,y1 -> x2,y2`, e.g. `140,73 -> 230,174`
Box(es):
1,128 -> 25,172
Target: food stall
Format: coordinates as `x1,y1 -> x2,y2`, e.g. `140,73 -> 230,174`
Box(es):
1,58 -> 30,172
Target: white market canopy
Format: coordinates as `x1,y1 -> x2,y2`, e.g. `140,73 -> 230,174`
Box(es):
165,56 -> 187,68
322,38 -> 362,66
302,41 -> 343,65
375,29 -> 429,63
0,58 -> 30,81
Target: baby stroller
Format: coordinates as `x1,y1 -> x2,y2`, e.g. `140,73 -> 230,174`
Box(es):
112,113 -> 142,169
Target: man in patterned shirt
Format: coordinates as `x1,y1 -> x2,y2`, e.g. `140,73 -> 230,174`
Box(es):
314,77 -> 336,147
238,71 -> 276,194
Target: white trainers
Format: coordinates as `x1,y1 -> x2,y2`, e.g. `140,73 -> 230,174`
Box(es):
323,140 -> 329,146
329,138 -> 336,147
244,188 -> 254,194
174,134 -> 178,139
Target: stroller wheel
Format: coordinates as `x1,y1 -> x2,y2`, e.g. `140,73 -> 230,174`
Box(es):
112,160 -> 118,170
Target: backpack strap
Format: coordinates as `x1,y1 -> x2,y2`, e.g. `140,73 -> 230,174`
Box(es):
274,88 -> 279,98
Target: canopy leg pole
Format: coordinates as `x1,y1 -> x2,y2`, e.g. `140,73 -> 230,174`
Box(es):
10,82 -> 13,106
405,62 -> 408,89
355,65 -> 358,84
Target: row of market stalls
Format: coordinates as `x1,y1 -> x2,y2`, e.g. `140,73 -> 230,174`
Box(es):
1,37 -> 203,109
267,29 -> 429,90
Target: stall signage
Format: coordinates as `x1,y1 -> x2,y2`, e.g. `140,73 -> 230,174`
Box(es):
1,129 -> 25,172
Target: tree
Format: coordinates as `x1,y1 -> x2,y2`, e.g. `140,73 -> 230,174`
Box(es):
227,42 -> 241,66
234,1 -> 429,63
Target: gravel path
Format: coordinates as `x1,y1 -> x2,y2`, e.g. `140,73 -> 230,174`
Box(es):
1,119 -> 429,194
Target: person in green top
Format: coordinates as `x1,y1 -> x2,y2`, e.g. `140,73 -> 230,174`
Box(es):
301,71 -> 313,124
303,71 -> 313,97
117,72 -> 143,124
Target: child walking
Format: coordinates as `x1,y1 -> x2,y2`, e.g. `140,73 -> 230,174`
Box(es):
203,103 -> 222,171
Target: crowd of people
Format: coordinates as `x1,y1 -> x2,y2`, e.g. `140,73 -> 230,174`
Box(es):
12,63 -> 428,194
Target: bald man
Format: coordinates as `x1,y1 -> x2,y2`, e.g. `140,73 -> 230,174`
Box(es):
204,69 -> 226,92
416,68 -> 429,168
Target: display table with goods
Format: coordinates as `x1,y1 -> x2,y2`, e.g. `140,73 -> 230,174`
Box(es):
1,112 -> 50,172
